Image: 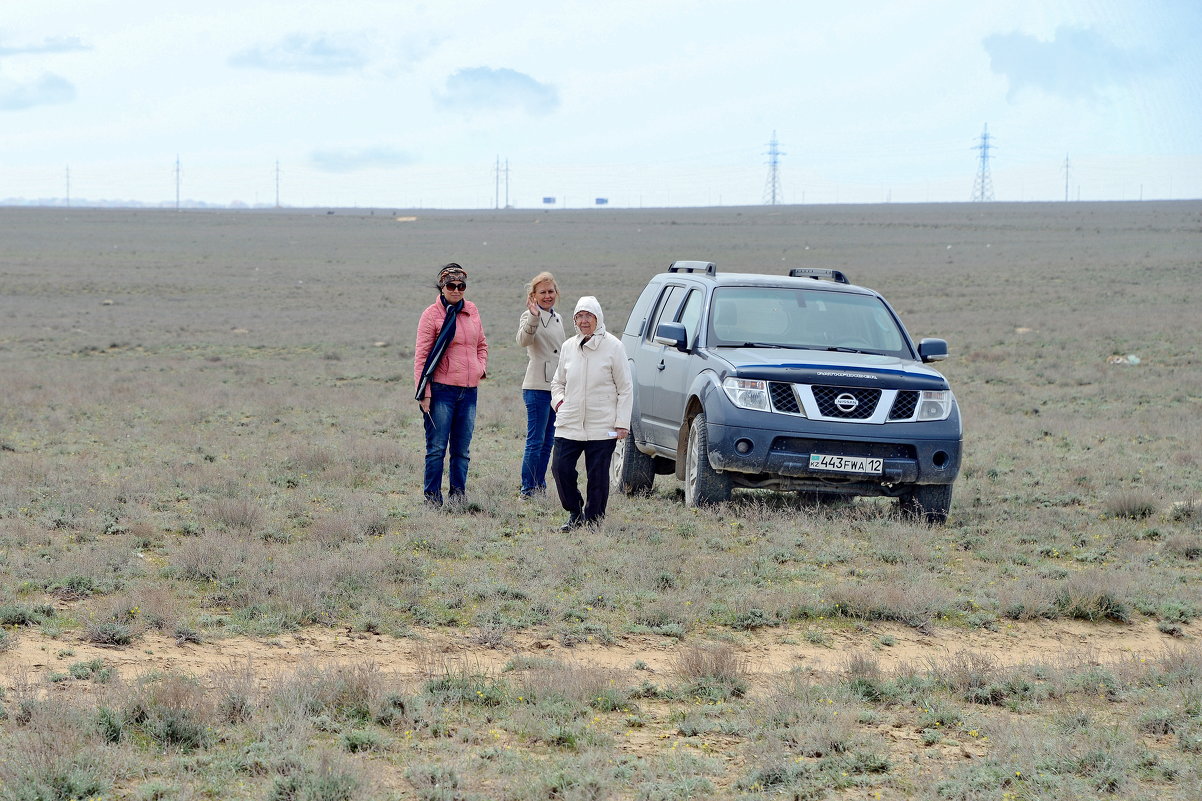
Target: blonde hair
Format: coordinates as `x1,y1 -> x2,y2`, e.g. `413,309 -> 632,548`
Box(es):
526,271 -> 558,299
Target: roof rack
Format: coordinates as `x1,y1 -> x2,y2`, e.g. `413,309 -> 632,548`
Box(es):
788,268 -> 849,284
668,260 -> 717,276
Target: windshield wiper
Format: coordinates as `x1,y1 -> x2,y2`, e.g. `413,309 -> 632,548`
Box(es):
719,342 -> 793,349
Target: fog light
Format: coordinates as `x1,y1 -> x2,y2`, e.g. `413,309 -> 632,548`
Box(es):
735,439 -> 753,454
932,450 -> 949,468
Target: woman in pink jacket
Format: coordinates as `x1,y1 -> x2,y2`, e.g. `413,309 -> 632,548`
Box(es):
413,263 -> 489,506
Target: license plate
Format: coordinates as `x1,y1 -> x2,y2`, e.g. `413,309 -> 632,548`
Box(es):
808,453 -> 883,475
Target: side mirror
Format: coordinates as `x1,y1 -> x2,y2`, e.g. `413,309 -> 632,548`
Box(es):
918,338 -> 949,363
654,321 -> 689,352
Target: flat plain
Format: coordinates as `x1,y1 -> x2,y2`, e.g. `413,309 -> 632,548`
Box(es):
1,201 -> 1201,799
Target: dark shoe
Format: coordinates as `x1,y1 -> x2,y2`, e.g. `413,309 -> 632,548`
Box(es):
559,515 -> 584,532
424,492 -> 443,508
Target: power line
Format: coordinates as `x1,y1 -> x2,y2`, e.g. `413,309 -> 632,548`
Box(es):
763,131 -> 785,205
494,156 -> 511,209
970,124 -> 995,202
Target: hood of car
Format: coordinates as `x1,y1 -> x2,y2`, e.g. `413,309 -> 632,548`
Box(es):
714,347 -> 950,390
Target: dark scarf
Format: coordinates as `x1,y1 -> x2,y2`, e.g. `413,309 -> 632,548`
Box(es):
415,295 -> 465,400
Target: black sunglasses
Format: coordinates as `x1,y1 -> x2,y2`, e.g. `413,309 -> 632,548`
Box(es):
443,282 -> 467,291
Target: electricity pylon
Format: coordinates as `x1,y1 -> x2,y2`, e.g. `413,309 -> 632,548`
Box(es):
970,124 -> 995,202
763,132 -> 785,205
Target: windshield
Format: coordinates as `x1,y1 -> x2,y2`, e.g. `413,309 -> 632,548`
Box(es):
708,286 -> 912,357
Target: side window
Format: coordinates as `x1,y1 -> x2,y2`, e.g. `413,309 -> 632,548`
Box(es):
679,289 -> 702,349
647,285 -> 685,342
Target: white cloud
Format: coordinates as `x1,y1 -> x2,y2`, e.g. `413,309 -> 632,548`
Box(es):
0,73 -> 76,111
229,33 -> 371,74
434,67 -> 558,115
983,26 -> 1159,101
0,36 -> 90,57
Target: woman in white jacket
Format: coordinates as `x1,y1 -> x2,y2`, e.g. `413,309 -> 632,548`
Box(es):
550,296 -> 633,530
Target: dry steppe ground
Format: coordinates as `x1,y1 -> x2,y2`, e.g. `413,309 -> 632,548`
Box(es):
1,202 -> 1200,799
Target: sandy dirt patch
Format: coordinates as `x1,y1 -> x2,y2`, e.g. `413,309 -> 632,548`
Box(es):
4,619 -> 1183,694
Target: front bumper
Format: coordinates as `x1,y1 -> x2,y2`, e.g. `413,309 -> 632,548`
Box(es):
705,417 -> 961,488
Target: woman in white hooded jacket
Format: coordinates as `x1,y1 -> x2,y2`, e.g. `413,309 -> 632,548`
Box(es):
550,296 -> 633,530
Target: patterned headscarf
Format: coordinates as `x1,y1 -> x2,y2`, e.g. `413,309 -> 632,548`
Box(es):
437,263 -> 467,288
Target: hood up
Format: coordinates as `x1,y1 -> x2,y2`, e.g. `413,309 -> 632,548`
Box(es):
572,295 -> 606,336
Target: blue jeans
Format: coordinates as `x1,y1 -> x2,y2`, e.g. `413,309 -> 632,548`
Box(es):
423,383 -> 477,502
520,389 -> 556,494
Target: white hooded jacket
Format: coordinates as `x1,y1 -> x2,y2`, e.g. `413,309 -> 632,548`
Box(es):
550,296 -> 633,441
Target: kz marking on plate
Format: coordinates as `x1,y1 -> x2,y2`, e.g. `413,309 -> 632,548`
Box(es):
808,453 -> 883,475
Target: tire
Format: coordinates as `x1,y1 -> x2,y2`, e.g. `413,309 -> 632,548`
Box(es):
683,413 -> 732,507
897,484 -> 953,525
611,436 -> 655,495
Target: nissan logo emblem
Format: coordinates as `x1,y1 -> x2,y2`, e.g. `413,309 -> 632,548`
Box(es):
834,393 -> 859,413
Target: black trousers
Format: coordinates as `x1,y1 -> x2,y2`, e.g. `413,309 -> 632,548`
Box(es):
551,437 -> 617,524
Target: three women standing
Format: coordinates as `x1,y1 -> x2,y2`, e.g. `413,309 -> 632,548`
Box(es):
515,272 -> 565,498
413,263 -> 489,506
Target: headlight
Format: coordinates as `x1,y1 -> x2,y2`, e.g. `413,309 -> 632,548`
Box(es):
917,390 -> 953,421
722,377 -> 771,411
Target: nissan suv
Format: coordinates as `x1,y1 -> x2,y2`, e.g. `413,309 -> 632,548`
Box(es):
612,261 -> 962,523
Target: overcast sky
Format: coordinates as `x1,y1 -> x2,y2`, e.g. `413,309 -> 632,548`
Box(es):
2,1 -> 1199,208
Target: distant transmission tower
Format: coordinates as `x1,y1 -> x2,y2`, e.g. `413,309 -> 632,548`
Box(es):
493,156 -> 511,209
275,160 -> 282,208
1062,154 -> 1070,202
763,132 -> 785,205
174,155 -> 182,211
970,124 -> 995,202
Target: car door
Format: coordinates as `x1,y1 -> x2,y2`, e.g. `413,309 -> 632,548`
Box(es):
650,288 -> 703,446
634,284 -> 686,449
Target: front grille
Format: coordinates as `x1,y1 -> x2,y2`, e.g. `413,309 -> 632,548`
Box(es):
769,382 -> 800,413
888,390 -> 919,420
771,438 -> 916,460
811,385 -> 880,419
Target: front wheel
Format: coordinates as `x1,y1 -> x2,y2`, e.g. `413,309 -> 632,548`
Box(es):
612,436 -> 655,495
897,484 -> 953,525
683,413 -> 732,507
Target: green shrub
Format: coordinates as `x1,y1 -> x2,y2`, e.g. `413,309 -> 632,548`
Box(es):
69,658 -> 113,682
341,728 -> 388,753
1104,490 -> 1159,519
84,620 -> 135,645
0,603 -> 53,626
423,672 -> 510,707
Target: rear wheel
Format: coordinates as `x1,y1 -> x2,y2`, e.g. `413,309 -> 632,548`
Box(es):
612,437 -> 655,495
684,413 -> 732,507
897,484 -> 953,525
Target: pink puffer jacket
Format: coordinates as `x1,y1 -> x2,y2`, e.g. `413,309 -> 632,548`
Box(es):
413,299 -> 489,395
